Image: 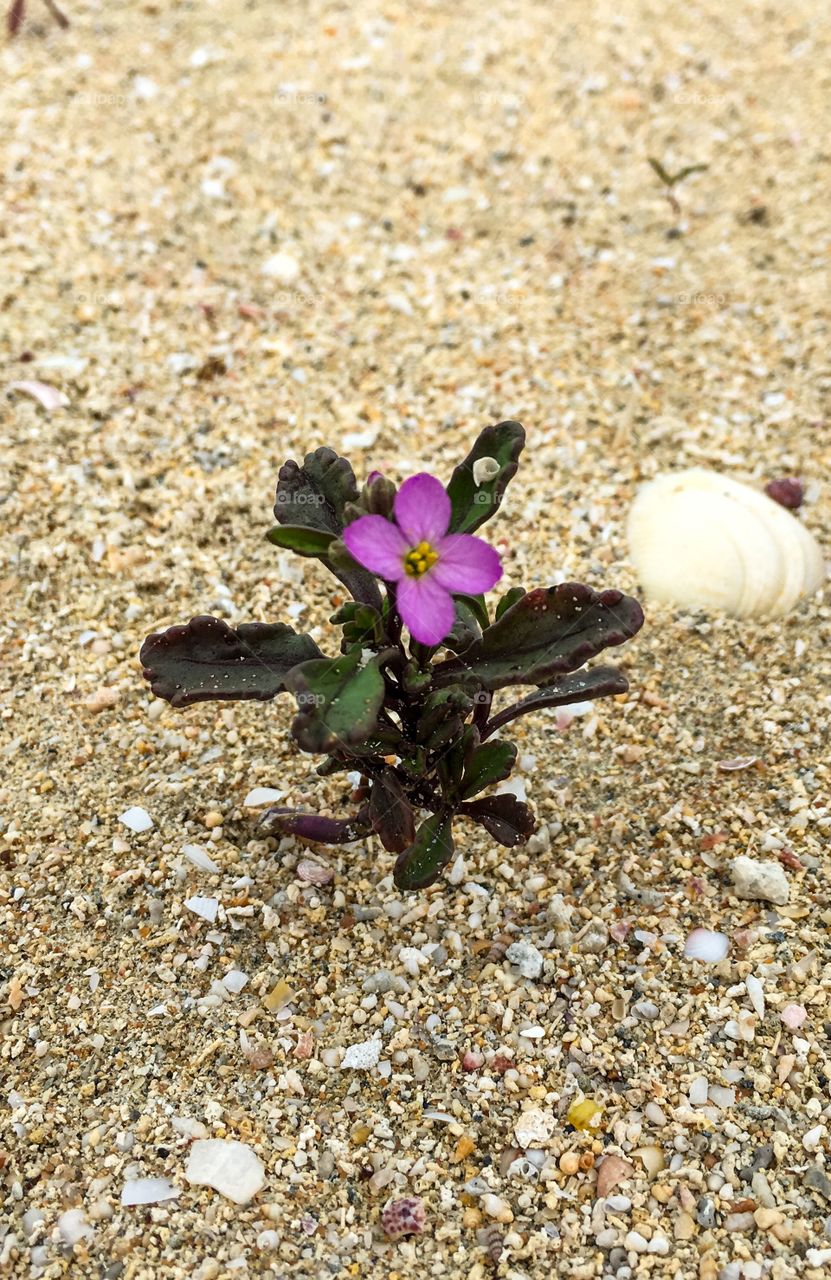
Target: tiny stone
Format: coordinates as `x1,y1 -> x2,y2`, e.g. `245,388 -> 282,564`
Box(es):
730,856 -> 789,905
513,1106 -> 554,1149
805,1166 -> 831,1202
505,940 -> 544,979
481,1193 -> 513,1223
341,1038 -> 382,1070
119,806 -> 154,833
597,1155 -> 634,1198
723,1212 -> 755,1232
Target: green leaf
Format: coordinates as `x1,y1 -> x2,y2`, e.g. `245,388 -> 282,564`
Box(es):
442,599 -> 483,654
460,794 -> 535,847
460,740 -> 517,800
394,811 -> 455,891
495,586 -> 525,620
140,615 -> 323,708
266,525 -> 336,556
434,582 -> 644,690
284,645 -> 392,754
454,593 -> 489,628
416,687 -> 474,745
273,447 -> 381,607
369,771 -> 416,854
331,601 -> 384,645
402,660 -> 433,696
445,420 -> 525,534
436,724 -> 477,793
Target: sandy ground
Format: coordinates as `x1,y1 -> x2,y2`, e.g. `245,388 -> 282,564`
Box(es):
2,1 -> 831,1277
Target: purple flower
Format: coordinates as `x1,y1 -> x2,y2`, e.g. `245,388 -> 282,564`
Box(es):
342,473 -> 502,645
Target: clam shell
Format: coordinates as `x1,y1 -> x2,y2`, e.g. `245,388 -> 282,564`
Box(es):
627,468 -> 824,618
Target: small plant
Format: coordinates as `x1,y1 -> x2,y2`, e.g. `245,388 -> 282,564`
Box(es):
140,422 -> 644,890
647,156 -> 708,216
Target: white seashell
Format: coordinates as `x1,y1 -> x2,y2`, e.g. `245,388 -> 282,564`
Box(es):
627,468 -> 824,618
473,456 -> 500,485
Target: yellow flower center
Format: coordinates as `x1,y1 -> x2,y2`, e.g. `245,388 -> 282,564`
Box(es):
403,539 -> 439,578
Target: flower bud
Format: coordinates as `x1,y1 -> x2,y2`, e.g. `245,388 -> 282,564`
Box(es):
365,474 -> 397,517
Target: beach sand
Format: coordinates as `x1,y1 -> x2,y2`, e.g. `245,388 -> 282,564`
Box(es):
2,1 -> 831,1275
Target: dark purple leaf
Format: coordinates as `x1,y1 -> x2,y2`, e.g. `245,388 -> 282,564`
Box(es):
7,0 -> 25,34
434,582 -> 644,689
394,811 -> 455,891
274,447 -> 381,607
483,665 -> 629,736
259,807 -> 370,844
140,615 -> 322,708
369,771 -> 416,853
460,794 -> 536,847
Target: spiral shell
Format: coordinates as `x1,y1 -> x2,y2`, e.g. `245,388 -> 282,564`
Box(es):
627,468 -> 824,618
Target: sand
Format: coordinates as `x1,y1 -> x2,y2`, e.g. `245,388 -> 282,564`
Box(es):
2,1 -> 831,1277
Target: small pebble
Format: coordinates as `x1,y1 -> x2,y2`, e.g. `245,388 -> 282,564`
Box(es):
505,940 -> 544,979
730,856 -> 789,905
119,806 -> 154,834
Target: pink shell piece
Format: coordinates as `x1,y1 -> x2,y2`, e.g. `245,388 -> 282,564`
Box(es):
781,1003 -> 807,1030
297,859 -> 334,885
382,1196 -> 427,1240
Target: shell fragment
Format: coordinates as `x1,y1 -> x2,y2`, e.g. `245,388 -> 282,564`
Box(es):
627,468 -> 824,618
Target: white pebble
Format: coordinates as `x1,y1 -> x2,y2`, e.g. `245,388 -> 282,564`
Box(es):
398,946 -> 427,977
513,1106 -> 554,1149
803,1124 -> 825,1152
506,940 -> 544,980
745,974 -> 765,1018
119,806 -> 154,834
624,1230 -> 648,1252
243,787 -> 285,807
689,1077 -> 709,1106
121,1177 -> 180,1206
185,896 -> 219,923
481,1193 -> 511,1220
185,1139 -> 265,1204
222,970 -> 248,994
58,1209 -> 94,1245
730,856 -> 789,905
683,928 -> 729,962
261,251 -> 300,283
341,1038 -> 382,1070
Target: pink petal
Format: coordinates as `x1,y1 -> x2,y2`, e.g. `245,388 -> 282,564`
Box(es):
342,515 -> 408,580
431,534 -> 503,594
394,474 -> 451,545
397,573 -> 456,645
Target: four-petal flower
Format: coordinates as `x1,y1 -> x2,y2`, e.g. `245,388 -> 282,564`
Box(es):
342,473 -> 502,645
